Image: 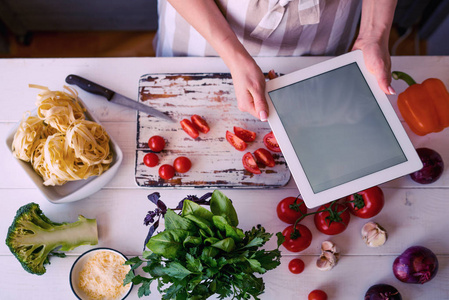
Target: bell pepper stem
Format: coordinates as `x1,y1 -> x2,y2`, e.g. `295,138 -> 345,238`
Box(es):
392,71 -> 417,86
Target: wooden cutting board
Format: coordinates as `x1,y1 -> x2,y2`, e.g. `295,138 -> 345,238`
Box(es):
135,73 -> 291,188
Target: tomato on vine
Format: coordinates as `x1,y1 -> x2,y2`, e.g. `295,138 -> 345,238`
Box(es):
276,196 -> 307,224
314,201 -> 350,235
346,186 -> 384,219
282,224 -> 312,252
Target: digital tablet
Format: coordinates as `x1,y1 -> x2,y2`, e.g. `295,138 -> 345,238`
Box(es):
265,50 -> 422,208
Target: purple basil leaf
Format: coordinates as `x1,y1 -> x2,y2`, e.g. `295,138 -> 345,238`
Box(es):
147,192 -> 161,205
143,219 -> 159,250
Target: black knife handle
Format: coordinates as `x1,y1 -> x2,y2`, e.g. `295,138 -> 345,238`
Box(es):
65,74 -> 115,100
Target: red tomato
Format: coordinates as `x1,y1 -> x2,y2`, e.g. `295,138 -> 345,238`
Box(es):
282,224 -> 312,252
191,115 -> 210,134
314,202 -> 350,235
158,164 -> 175,180
288,258 -> 305,274
308,289 -> 328,300
226,130 -> 247,151
173,156 -> 192,173
346,186 -> 385,219
234,126 -> 256,142
148,135 -> 165,152
180,119 -> 199,139
254,148 -> 275,167
276,196 -> 307,224
143,153 -> 159,167
242,152 -> 261,174
263,131 -> 281,152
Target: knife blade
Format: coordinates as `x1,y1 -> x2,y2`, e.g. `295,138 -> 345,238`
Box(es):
65,74 -> 176,123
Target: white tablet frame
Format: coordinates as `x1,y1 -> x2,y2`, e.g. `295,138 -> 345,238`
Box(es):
265,50 -> 422,208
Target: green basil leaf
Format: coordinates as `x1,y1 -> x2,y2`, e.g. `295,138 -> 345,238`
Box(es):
202,246 -> 219,258
147,229 -> 190,259
183,235 -> 202,248
204,237 -> 220,245
184,214 -> 214,237
165,261 -> 192,280
164,209 -> 196,232
212,215 -> 244,242
181,200 -> 214,221
211,237 -> 235,252
210,190 -> 239,226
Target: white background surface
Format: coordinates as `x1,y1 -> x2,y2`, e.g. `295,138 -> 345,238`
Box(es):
1,56 -> 449,299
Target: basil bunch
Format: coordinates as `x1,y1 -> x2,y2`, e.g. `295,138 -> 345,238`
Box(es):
124,190 -> 283,299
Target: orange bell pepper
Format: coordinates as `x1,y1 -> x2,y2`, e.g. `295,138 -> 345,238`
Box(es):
392,71 -> 449,136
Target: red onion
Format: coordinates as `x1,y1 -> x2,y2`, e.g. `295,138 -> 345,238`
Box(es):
393,246 -> 438,284
410,148 -> 444,184
364,284 -> 402,300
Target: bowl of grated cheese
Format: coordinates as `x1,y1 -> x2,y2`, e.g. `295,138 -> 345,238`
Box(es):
70,248 -> 133,300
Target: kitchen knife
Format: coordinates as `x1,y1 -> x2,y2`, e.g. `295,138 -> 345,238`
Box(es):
65,74 -> 176,123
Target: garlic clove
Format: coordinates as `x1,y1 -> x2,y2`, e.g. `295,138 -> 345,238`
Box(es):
361,221 -> 387,247
316,241 -> 340,271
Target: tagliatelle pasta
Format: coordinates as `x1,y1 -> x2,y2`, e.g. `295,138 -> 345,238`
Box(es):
12,85 -> 112,186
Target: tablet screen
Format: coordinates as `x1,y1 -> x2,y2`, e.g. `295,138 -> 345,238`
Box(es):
268,62 -> 407,193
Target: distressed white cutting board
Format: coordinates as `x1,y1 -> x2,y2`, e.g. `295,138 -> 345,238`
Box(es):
135,73 -> 291,188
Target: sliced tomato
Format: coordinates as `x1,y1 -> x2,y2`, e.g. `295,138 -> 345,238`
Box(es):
234,126 -> 256,142
242,152 -> 261,174
191,115 -> 210,134
263,131 -> 281,152
254,148 -> 275,167
226,130 -> 247,151
180,119 -> 199,139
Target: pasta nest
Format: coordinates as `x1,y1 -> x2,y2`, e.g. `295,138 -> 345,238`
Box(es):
12,85 -> 113,186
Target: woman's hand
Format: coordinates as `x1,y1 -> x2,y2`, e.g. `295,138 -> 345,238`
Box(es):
352,38 -> 396,95
229,57 -> 269,121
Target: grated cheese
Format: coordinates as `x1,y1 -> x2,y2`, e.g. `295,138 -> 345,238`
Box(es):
78,250 -> 131,300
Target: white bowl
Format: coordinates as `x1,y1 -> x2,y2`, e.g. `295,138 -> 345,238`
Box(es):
5,98 -> 123,203
70,248 -> 133,300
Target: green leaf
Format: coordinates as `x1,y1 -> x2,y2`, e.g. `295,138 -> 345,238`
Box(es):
211,237 -> 235,252
202,246 -> 219,258
181,200 -> 214,221
165,261 -> 192,280
241,237 -> 264,249
212,215 -> 244,242
183,235 -> 202,247
276,232 -> 285,248
245,258 -> 266,274
210,190 -> 239,226
184,214 -> 214,237
138,280 -> 152,297
125,256 -> 143,265
251,249 -> 282,271
164,209 -> 197,232
186,253 -> 203,273
147,229 -> 190,259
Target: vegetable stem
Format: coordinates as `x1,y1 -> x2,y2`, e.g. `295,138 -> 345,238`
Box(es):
392,71 -> 417,86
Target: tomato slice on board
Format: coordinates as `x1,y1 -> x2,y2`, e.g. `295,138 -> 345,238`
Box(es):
226,130 -> 247,151
242,152 -> 261,174
180,119 -> 199,139
191,115 -> 210,134
234,126 -> 256,142
263,131 -> 281,152
254,148 -> 275,167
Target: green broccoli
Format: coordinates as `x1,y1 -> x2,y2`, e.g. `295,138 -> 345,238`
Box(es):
5,202 -> 98,275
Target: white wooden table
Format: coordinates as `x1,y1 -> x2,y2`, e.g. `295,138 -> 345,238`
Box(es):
1,56 -> 448,300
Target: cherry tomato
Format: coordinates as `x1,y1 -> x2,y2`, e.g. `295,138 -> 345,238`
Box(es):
346,186 -> 385,219
158,164 -> 175,180
242,152 -> 261,174
263,131 -> 281,152
314,202 -> 350,235
254,148 -> 275,167
276,196 -> 307,224
282,224 -> 312,252
148,135 -> 165,152
180,119 -> 199,139
143,153 -> 159,167
191,115 -> 210,134
226,130 -> 247,151
234,126 -> 256,142
308,289 -> 328,300
288,258 -> 305,274
173,156 -> 192,173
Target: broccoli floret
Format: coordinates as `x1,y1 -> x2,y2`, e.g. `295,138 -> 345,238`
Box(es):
5,202 -> 98,275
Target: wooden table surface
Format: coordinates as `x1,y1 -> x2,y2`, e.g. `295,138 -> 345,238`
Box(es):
1,56 -> 448,299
